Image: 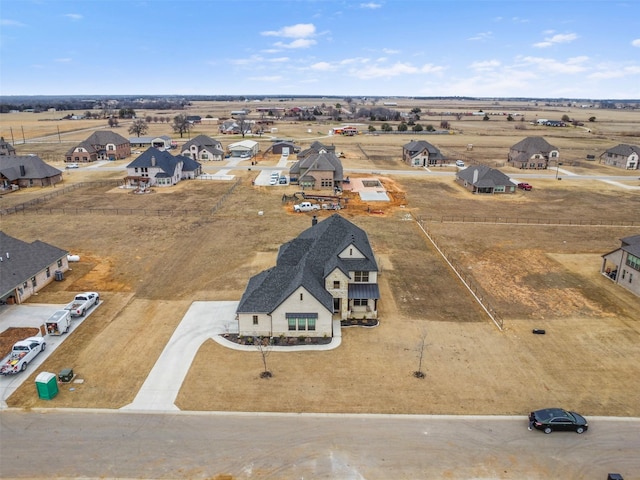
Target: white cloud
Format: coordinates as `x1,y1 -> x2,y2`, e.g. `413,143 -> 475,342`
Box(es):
382,48 -> 399,54
1,19 -> 26,27
248,76 -> 283,82
589,64 -> 640,80
468,31 -> 492,41
64,14 -> 83,21
310,62 -> 335,71
349,61 -> 444,79
273,38 -> 316,49
533,32 -> 578,48
469,60 -> 501,71
519,55 -> 588,74
268,57 -> 290,63
632,39 -> 640,47
262,23 -> 316,39
360,2 -> 382,8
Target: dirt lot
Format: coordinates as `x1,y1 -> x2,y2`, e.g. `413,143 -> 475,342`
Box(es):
1,102 -> 639,416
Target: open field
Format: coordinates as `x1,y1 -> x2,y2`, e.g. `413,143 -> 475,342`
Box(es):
1,101 -> 639,416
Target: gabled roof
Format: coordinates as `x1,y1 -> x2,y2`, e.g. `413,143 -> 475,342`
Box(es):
237,214 -> 378,314
178,155 -> 201,172
297,141 -> 336,158
126,147 -> 182,174
181,134 -> 221,151
0,232 -> 68,297
510,136 -> 558,154
402,140 -> 445,160
457,164 -> 513,187
620,235 -> 640,257
228,140 -> 258,149
603,144 -> 640,157
0,155 -> 62,181
83,130 -> 129,146
289,151 -> 344,180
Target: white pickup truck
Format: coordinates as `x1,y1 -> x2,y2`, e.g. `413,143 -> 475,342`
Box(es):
65,292 -> 100,317
0,337 -> 46,375
293,201 -> 320,213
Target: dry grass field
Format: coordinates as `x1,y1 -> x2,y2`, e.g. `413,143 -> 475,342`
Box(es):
1,100 -> 639,416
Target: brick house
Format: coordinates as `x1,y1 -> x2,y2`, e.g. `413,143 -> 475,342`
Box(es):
599,144 -> 639,170
66,131 -> 131,163
508,137 -> 559,169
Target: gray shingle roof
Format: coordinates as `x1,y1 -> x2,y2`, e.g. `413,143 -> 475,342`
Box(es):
297,141 -> 336,159
0,155 -> 62,181
289,151 -> 344,180
510,136 -> 558,154
126,147 -> 182,174
604,144 -> 640,157
457,165 -> 513,187
237,214 -> 378,314
181,135 -> 221,150
178,155 -> 201,172
66,130 -> 129,156
403,140 -> 445,160
0,232 -> 68,298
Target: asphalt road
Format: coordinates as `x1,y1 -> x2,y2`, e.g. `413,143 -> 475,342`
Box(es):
1,410 -> 638,479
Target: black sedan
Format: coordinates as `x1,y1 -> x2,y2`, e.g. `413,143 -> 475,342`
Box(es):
529,408 -> 589,434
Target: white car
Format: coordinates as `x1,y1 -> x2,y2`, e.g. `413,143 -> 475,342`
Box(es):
455,160 -> 465,167
66,163 -> 79,169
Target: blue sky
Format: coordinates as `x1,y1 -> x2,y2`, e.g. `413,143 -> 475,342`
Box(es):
1,0 -> 639,98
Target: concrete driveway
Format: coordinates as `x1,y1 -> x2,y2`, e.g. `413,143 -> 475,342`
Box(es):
0,302 -> 99,408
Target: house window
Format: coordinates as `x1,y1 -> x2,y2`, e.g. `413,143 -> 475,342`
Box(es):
23,281 -> 28,289
538,163 -> 545,168
202,153 -> 208,160
57,259 -> 63,267
629,273 -> 633,283
529,163 -> 535,168
75,156 -> 80,162
46,267 -> 50,278
300,293 -> 303,301
353,299 -> 367,306
551,152 -> 558,158
333,281 -> 340,289
286,314 -> 318,331
252,315 -> 258,325
625,254 -> 640,271
321,179 -> 333,187
494,186 -> 505,193
354,271 -> 369,282
31,276 -> 37,287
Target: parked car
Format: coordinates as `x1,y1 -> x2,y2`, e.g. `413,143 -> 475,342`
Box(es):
279,175 -> 287,184
518,182 -> 533,191
66,163 -> 79,169
529,408 -> 588,434
455,160 -> 465,167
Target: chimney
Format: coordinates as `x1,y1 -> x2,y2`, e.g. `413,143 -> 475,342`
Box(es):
151,156 -> 156,167
312,215 -> 318,226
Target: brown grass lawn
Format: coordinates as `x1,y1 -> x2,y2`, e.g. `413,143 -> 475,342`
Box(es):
2,102 -> 640,415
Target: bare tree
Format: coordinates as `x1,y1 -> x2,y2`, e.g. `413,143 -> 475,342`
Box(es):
236,115 -> 250,138
413,330 -> 428,378
254,336 -> 273,378
128,119 -> 148,137
172,114 -> 191,138
108,117 -> 119,128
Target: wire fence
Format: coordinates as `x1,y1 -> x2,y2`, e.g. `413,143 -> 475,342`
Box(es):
0,179 -> 241,217
414,214 -> 504,330
419,215 -> 639,227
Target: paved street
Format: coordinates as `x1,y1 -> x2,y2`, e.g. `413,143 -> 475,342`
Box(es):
1,410 -> 638,479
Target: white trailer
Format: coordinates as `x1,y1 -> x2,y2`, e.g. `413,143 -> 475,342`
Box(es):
45,310 -> 72,335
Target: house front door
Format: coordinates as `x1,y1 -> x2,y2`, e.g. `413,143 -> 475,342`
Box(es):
333,298 -> 341,313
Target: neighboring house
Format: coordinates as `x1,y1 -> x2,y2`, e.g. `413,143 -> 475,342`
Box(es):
218,120 -> 255,135
129,135 -> 173,150
236,214 -> 380,339
0,137 -> 16,156
186,115 -> 202,124
297,141 -> 336,159
65,131 -> 131,163
0,155 -> 63,189
402,140 -> 446,167
599,144 -> 640,170
0,231 -> 69,305
181,135 -> 225,161
228,140 -> 259,157
124,147 -> 190,187
507,136 -> 559,169
455,164 -> 515,194
288,146 -> 344,191
601,235 -> 640,297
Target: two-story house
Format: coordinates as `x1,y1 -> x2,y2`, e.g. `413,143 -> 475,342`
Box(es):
180,135 -> 225,161
599,144 -> 639,170
402,140 -> 446,167
601,235 -> 640,298
124,147 -> 195,187
236,214 -> 380,339
66,131 -> 130,163
289,144 -> 344,191
507,137 -> 559,169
